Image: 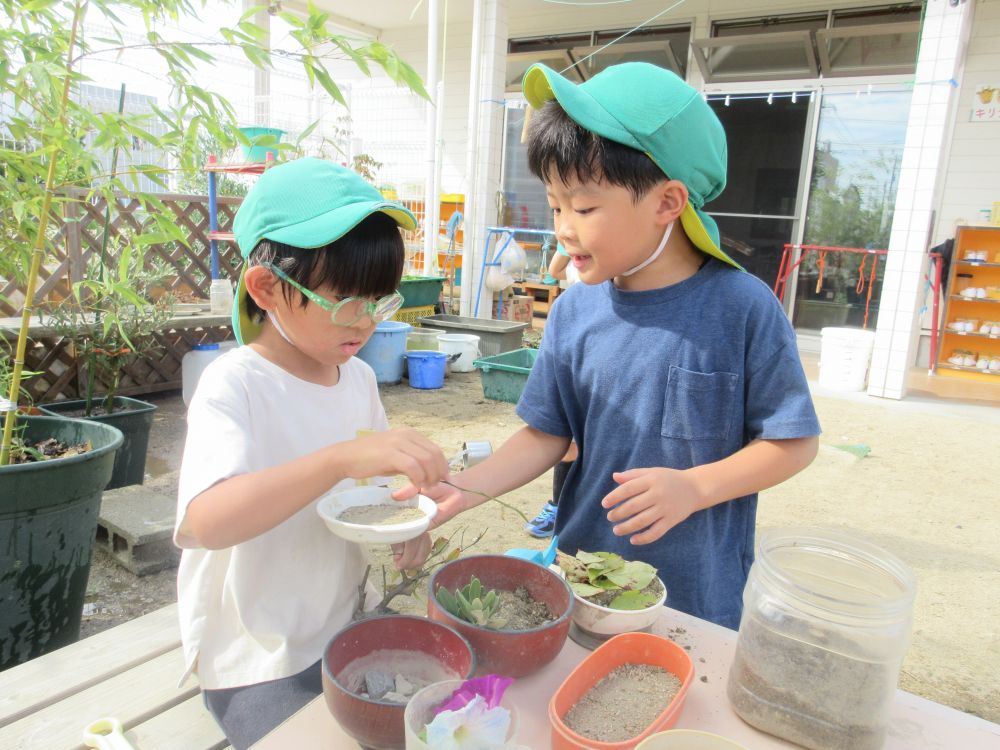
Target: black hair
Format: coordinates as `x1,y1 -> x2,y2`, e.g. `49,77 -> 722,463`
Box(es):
526,100 -> 667,202
245,211 -> 404,323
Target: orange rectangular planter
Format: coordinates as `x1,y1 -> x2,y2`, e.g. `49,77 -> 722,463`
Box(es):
548,631 -> 695,750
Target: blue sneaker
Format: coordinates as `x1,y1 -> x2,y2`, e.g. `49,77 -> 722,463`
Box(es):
525,501 -> 558,538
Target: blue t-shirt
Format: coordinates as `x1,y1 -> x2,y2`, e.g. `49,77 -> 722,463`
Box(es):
516,259 -> 821,629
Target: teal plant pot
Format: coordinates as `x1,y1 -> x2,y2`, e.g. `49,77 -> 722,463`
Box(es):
40,396 -> 156,490
238,126 -> 285,162
0,415 -> 122,670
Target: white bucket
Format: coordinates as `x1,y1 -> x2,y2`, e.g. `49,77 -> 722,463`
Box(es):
818,327 -> 876,391
182,343 -> 223,406
436,334 -> 480,372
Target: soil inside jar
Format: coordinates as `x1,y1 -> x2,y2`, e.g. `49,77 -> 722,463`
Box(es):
338,505 -> 426,525
563,664 -> 680,743
728,615 -> 896,750
494,586 -> 557,630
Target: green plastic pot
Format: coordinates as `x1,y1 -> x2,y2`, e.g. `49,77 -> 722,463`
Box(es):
39,396 -> 156,489
0,415 -> 122,670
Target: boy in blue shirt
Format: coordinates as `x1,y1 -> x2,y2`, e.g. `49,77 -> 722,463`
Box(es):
428,63 -> 820,629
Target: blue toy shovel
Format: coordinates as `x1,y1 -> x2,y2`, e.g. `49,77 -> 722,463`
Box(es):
504,535 -> 559,567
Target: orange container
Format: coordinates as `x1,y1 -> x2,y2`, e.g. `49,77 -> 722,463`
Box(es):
549,632 -> 695,750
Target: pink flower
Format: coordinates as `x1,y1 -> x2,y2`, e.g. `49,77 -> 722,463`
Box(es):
436,675 -> 514,715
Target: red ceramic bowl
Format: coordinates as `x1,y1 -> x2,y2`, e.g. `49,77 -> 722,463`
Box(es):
322,614 -> 475,750
427,554 -> 574,677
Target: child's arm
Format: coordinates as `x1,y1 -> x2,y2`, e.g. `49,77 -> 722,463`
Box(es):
181,427 -> 450,549
548,252 -> 571,281
400,425 -> 572,526
601,436 -> 818,545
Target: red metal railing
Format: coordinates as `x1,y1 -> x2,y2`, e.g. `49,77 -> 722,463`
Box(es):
773,243 -> 943,373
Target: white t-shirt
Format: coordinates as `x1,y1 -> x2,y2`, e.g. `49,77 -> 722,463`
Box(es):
174,346 -> 388,689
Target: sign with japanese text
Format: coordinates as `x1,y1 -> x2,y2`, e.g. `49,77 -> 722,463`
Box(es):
972,85 -> 1000,121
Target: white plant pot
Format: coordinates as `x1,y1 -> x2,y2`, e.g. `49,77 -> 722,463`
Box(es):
571,576 -> 667,637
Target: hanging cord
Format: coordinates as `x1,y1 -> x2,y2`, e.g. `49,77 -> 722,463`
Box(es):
863,253 -> 878,329
856,254 -> 867,295
814,250 -> 827,294
558,0 -> 688,75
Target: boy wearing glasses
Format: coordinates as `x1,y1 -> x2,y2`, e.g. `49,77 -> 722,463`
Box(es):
174,158 -> 451,749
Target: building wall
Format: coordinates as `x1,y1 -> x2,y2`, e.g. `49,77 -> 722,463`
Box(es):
934,0 -> 1000,244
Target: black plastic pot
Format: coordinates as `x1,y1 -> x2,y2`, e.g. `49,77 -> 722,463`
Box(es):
40,396 -> 156,489
0,415 -> 122,670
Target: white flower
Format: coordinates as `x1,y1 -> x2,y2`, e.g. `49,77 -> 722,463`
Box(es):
424,694 -> 511,750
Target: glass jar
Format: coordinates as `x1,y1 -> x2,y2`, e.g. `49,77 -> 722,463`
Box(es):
727,529 -> 915,750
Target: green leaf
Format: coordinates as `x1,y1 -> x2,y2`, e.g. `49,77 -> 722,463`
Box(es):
608,589 -> 661,611
570,581 -> 604,598
313,66 -> 345,106
605,561 -> 657,590
575,550 -> 603,565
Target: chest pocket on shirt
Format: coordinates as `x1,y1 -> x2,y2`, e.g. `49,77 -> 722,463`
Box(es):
661,366 -> 738,441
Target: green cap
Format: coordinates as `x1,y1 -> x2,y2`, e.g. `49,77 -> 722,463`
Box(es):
523,62 -> 740,269
230,157 -> 416,344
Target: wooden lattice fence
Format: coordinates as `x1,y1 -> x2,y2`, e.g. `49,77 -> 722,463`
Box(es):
1,189 -> 243,402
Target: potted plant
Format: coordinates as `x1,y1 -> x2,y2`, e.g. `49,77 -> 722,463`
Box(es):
0,0 -> 427,668
427,554 -> 574,677
0,352 -> 123,670
39,239 -> 173,489
559,550 -> 668,642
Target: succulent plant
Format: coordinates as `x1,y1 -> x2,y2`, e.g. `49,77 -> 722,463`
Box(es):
436,576 -> 508,629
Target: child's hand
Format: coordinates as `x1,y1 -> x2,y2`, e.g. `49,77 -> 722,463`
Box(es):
392,532 -> 432,570
342,428 -> 450,490
601,467 -> 703,545
393,480 -> 468,528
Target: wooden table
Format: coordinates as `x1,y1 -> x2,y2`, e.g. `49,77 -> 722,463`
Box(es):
252,605 -> 1000,750
0,604 -> 228,750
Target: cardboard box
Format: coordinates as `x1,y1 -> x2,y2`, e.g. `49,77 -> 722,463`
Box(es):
501,294 -> 533,323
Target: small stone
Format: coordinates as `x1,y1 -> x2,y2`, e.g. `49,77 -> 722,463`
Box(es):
394,674 -> 414,696
700,675 -> 709,683
364,670 -> 395,701
382,691 -> 408,703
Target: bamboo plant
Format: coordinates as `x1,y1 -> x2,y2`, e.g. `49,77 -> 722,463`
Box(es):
0,0 -> 427,464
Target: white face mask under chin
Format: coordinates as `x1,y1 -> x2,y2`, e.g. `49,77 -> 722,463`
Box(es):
620,222 -> 674,278
267,312 -> 296,346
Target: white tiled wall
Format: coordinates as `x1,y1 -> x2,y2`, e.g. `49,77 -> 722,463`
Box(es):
868,0 -> 977,399
934,0 -> 1000,241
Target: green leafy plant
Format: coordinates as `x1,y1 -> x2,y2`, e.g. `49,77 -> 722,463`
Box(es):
0,0 -> 428,465
43,238 -> 174,416
559,550 -> 661,610
436,576 -> 508,629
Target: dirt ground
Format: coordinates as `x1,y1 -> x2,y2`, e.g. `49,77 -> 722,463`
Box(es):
81,369 -> 1000,724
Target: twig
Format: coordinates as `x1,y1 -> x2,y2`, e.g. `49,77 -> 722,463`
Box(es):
352,527 -> 486,621
441,480 -> 530,524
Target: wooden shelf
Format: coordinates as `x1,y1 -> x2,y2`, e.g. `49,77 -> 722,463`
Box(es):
949,295 -> 1000,304
938,363 -> 1000,375
958,260 -> 1000,268
937,225 -> 1000,384
513,281 -> 561,317
943,330 -> 1000,339
203,162 -> 270,175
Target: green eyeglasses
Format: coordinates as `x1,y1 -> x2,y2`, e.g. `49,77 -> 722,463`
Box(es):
264,263 -> 404,327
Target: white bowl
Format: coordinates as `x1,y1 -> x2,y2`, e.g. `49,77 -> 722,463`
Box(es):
317,486 -> 437,544
571,575 -> 668,637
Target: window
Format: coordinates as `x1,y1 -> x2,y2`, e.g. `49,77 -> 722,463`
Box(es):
506,25 -> 690,92
692,3 -> 922,83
